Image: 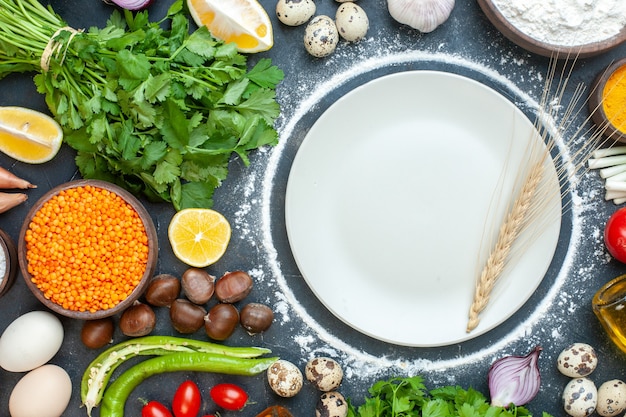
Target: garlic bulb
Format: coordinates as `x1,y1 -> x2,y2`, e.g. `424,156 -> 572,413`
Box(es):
387,0 -> 455,33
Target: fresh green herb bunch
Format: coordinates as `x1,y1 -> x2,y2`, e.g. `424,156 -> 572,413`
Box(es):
347,375 -> 554,417
0,0 -> 284,209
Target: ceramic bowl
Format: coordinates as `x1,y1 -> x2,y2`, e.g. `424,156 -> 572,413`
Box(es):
18,179 -> 158,319
589,58 -> 626,143
477,0 -> 626,59
0,229 -> 17,297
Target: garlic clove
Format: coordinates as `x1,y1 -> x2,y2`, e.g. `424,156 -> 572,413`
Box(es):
387,0 -> 455,33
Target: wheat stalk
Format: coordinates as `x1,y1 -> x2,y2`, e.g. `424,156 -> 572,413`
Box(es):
465,53 -> 612,333
466,153 -> 546,332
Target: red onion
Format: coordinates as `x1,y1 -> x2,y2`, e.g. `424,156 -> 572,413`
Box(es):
103,0 -> 152,11
488,346 -> 542,407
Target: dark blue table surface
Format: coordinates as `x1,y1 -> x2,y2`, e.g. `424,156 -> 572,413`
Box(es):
0,0 -> 625,416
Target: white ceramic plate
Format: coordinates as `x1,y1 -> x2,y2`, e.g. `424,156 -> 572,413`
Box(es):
285,71 -> 561,347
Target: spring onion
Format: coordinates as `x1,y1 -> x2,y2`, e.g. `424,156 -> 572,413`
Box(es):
589,147 -> 626,204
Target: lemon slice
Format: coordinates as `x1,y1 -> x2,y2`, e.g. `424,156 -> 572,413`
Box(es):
168,208 -> 232,267
0,106 -> 63,164
187,0 -> 273,53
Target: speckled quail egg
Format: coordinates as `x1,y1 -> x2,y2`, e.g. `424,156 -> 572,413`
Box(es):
276,0 -> 316,26
557,343 -> 598,378
597,379 -> 626,417
305,357 -> 343,391
563,377 -> 598,417
304,15 -> 339,58
335,2 -> 368,42
267,359 -> 303,397
316,391 -> 348,417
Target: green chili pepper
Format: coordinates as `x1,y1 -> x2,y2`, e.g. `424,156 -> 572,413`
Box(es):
81,335 -> 272,416
99,352 -> 279,417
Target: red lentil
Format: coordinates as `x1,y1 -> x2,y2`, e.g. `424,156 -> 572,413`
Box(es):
24,185 -> 150,313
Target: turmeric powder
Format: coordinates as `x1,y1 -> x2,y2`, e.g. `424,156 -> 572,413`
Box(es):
603,64 -> 626,134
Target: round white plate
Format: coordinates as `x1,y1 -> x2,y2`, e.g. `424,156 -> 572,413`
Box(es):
285,71 -> 561,347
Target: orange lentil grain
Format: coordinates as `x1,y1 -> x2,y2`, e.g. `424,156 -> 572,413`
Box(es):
25,185 -> 150,312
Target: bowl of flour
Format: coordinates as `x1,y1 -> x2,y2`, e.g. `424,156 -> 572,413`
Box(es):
477,0 -> 626,58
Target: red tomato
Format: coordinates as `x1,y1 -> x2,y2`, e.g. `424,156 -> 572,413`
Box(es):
172,380 -> 202,417
605,207 -> 626,263
142,401 -> 173,417
210,383 -> 249,411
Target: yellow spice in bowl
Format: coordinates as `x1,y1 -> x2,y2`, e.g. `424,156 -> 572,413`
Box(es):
603,64 -> 626,134
24,185 -> 149,313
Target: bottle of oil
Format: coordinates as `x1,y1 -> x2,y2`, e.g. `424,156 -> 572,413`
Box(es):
593,274 -> 626,353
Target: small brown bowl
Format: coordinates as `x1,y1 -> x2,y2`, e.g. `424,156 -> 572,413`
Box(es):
18,179 -> 158,320
589,58 -> 626,143
0,229 -> 17,297
477,0 -> 626,59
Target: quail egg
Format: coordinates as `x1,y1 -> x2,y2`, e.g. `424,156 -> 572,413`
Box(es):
563,377 -> 598,417
557,343 -> 598,378
305,357 -> 343,391
304,15 -> 339,58
316,391 -> 348,417
335,2 -> 369,42
597,379 -> 626,417
276,0 -> 316,26
267,359 -> 303,397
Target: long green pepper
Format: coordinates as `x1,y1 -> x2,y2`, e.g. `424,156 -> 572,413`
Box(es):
81,335 -> 272,416
99,352 -> 278,417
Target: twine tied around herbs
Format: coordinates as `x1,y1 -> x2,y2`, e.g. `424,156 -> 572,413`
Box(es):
40,26 -> 83,72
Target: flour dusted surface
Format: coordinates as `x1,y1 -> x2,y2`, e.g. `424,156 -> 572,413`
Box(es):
493,0 -> 626,47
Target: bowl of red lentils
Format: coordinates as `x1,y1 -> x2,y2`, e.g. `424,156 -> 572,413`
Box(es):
17,179 -> 158,319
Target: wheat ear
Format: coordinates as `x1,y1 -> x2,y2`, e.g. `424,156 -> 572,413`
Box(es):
466,155 -> 546,332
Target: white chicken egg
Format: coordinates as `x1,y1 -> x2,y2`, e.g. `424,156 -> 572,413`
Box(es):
276,0 -> 316,26
9,364 -> 72,417
304,15 -> 339,58
0,310 -> 64,372
335,2 -> 369,42
563,377 -> 598,417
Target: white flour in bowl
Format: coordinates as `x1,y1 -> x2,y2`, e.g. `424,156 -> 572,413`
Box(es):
492,0 -> 626,47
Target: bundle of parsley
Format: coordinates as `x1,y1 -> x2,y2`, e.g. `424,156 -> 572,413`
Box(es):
347,376 -> 554,417
0,0 -> 284,209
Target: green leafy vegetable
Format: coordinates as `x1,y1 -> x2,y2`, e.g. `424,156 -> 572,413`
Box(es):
0,0 -> 284,210
347,375 -> 554,417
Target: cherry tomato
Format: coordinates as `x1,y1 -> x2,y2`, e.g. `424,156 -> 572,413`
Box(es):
605,207 -> 626,263
172,380 -> 202,417
142,401 -> 173,417
210,383 -> 249,411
